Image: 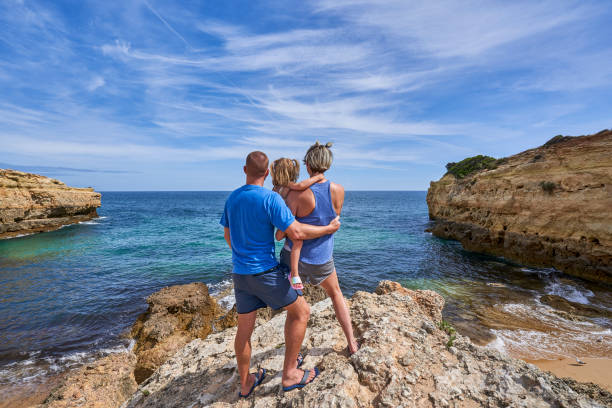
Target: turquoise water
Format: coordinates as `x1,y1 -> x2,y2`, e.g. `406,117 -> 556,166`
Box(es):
1,191 -> 611,387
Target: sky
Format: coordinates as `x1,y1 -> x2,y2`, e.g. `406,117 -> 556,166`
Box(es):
0,0 -> 611,191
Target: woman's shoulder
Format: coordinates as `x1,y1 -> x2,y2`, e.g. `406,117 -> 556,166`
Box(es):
329,181 -> 345,195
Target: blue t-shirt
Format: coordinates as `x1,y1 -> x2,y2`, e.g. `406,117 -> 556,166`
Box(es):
220,184 -> 295,275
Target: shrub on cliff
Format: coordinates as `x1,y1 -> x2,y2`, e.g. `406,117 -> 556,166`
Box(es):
445,155 -> 499,178
540,181 -> 556,193
544,134 -> 575,147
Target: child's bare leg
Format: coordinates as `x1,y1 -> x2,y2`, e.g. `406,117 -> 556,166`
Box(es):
290,240 -> 304,289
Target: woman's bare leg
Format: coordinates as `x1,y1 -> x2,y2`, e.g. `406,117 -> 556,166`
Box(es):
318,269 -> 359,354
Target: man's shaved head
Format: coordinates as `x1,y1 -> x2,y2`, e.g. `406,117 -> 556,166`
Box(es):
245,151 -> 269,178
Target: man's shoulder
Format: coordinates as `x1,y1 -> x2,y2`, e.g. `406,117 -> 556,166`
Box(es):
228,185 -> 270,200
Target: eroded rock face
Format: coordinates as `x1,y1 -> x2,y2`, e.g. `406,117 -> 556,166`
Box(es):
0,169 -> 101,239
130,282 -> 221,383
427,130 -> 612,283
38,353 -> 137,408
121,280 -> 610,408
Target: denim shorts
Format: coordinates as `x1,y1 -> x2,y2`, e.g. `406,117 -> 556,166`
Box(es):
232,264 -> 303,314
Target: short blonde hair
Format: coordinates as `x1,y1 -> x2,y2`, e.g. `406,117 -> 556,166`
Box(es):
304,141 -> 333,173
270,158 -> 300,187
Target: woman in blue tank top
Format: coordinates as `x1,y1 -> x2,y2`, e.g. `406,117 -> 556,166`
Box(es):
276,142 -> 359,355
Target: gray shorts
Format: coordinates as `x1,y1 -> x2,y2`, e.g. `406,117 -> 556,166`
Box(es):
280,247 -> 335,286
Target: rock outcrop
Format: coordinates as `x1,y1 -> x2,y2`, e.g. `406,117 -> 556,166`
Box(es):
0,169 -> 101,239
130,283 -> 222,383
427,130 -> 612,283
121,281 -> 611,408
130,282 -> 327,384
39,353 -> 138,408
35,281 -> 330,408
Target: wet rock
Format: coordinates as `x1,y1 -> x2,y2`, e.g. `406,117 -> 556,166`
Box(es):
540,294 -> 612,319
0,169 -> 101,239
426,129 -> 612,284
122,280 -> 610,408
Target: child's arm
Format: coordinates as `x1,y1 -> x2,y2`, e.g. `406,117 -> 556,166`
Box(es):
290,240 -> 304,290
287,174 -> 324,191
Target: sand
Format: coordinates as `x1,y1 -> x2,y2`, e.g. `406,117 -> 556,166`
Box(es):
526,357 -> 612,393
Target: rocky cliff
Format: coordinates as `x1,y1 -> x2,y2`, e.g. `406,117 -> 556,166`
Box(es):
38,282 -> 328,408
427,130 -> 612,283
0,169 -> 101,239
120,281 -> 610,408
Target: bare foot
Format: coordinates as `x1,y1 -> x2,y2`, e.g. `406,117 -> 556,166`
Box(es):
348,341 -> 359,355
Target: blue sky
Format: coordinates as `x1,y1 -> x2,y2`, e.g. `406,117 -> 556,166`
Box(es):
1,0 -> 611,191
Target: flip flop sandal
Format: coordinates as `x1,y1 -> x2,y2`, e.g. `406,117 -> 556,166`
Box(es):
238,367 -> 266,398
282,367 -> 320,392
347,342 -> 360,356
297,352 -> 304,368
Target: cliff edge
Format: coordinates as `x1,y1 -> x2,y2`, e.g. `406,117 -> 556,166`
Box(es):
120,281 -> 610,408
427,130 -> 612,283
0,169 -> 101,239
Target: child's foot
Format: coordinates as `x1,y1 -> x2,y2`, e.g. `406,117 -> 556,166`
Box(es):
290,276 -> 304,290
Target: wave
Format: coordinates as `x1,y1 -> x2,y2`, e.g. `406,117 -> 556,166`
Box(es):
485,300 -> 612,360
209,279 -> 235,311
0,341 -> 133,387
544,278 -> 594,305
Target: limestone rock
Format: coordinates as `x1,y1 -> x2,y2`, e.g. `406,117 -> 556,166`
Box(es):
426,130 -> 612,283
38,352 -> 137,408
130,282 -> 221,383
121,281 -> 610,408
0,169 -> 101,239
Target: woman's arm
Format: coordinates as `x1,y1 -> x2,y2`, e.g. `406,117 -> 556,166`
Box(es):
287,174 -> 324,191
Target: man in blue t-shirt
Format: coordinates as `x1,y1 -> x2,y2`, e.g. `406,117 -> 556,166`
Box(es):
221,151 -> 340,397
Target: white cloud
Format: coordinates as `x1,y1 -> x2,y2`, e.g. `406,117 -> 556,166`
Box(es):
315,0 -> 591,59
86,76 -> 105,91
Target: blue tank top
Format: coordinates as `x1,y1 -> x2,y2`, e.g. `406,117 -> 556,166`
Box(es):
288,181 -> 336,264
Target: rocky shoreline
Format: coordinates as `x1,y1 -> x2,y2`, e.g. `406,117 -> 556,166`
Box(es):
426,130 -> 612,284
33,281 -> 612,408
0,169 -> 101,239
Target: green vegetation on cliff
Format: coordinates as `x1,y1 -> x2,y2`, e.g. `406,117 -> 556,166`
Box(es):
445,155 -> 499,178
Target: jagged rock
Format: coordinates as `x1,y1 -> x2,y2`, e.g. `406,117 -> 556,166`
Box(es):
38,352 -> 137,408
130,282 -> 221,383
426,130 -> 612,283
121,281 -> 610,408
0,169 -> 101,239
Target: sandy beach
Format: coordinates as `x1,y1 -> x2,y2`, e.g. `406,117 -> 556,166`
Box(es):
527,357 -> 612,393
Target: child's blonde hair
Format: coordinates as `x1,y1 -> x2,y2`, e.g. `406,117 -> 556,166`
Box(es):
270,158 -> 300,187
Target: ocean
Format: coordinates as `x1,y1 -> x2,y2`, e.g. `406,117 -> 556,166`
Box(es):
1,191 -> 611,390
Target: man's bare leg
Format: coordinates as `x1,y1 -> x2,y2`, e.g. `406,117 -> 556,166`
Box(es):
235,310 -> 259,395
281,296 -> 316,387
319,270 -> 359,354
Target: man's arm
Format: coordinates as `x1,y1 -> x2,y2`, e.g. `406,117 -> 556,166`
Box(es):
224,227 -> 231,249
283,216 -> 340,241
